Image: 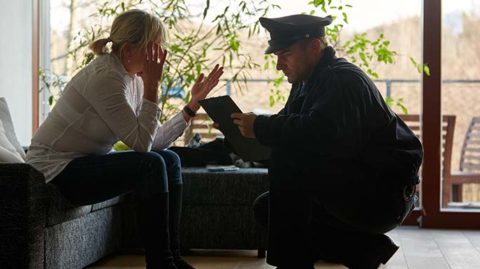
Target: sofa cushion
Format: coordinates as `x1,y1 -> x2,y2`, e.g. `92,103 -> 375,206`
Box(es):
182,167 -> 269,205
46,184 -> 92,226
46,184 -> 133,226
91,193 -> 131,212
0,97 -> 26,163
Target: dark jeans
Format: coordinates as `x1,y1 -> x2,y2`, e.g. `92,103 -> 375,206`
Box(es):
253,172 -> 416,268
50,149 -> 183,267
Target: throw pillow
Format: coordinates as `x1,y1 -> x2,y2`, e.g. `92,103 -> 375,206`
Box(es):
0,121 -> 24,162
0,97 -> 26,163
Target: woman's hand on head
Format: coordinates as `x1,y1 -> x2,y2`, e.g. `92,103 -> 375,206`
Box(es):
140,42 -> 167,103
186,64 -> 224,111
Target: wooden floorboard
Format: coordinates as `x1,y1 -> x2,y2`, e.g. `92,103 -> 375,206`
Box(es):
87,227 -> 480,269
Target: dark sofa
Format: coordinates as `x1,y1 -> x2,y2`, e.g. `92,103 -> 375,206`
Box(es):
180,167 -> 268,255
0,163 -> 134,269
0,163 -> 268,269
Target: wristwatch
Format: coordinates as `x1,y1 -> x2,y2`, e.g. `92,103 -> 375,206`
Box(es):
183,105 -> 197,117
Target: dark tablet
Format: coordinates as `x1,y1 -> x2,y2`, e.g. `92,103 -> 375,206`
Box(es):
199,96 -> 271,161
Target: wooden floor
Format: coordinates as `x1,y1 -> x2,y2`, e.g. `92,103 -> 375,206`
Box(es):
87,226 -> 480,269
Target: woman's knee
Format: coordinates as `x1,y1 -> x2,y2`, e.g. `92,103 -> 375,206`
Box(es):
137,151 -> 167,168
253,192 -> 270,228
153,149 -> 183,185
154,149 -> 181,168
135,151 -> 169,193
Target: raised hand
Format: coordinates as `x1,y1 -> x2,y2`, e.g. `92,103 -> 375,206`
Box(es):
140,42 -> 167,103
187,64 -> 224,111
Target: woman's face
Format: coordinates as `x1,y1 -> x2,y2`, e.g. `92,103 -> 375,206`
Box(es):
127,48 -> 146,75
123,35 -> 163,76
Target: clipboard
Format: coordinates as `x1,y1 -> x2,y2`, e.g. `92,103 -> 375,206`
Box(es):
199,96 -> 271,161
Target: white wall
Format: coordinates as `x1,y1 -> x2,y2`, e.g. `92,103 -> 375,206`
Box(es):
0,0 -> 33,146
40,0 -> 51,123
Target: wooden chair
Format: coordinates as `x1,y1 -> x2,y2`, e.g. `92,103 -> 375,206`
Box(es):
399,114 -> 456,208
183,113 -> 222,145
449,117 -> 480,203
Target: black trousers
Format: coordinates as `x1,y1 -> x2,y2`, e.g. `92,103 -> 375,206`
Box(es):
254,165 -> 416,267
50,149 -> 184,267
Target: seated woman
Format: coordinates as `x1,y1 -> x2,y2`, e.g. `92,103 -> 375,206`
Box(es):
26,9 -> 223,269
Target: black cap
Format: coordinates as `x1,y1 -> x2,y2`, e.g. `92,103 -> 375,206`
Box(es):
259,14 -> 332,54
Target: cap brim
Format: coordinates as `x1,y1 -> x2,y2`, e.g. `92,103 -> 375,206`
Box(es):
264,37 -> 305,54
265,42 -> 293,54
264,44 -> 282,54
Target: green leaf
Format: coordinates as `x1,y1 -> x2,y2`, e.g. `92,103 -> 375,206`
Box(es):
396,98 -> 409,114
423,64 -> 431,76
342,12 -> 348,23
385,96 -> 394,107
410,57 -> 418,66
263,61 -> 269,69
203,0 -> 210,18
229,37 -> 240,51
359,52 -> 367,63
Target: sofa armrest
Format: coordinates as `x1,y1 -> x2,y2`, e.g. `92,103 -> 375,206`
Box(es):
0,163 -> 48,269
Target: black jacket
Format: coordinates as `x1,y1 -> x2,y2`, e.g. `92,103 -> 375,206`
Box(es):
253,46 -> 422,188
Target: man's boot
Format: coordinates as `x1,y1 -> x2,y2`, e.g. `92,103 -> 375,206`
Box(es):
344,233 -> 399,269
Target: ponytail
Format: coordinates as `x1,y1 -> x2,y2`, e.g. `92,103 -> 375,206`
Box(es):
89,38 -> 112,55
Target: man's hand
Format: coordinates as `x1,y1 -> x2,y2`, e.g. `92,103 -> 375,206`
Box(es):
231,112 -> 257,138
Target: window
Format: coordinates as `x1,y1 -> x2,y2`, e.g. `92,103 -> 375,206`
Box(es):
441,0 -> 480,211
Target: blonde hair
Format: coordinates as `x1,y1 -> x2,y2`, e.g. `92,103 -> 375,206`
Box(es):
89,9 -> 167,56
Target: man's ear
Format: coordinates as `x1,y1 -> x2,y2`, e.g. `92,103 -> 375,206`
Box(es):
311,39 -> 322,54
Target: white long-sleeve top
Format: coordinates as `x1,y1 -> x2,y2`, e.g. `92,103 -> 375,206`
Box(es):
26,53 -> 188,183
